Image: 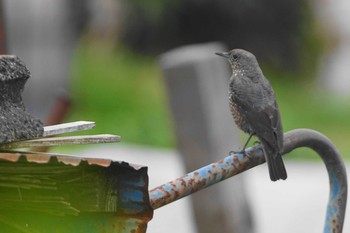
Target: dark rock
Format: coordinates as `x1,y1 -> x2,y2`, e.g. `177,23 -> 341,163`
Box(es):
0,55 -> 43,143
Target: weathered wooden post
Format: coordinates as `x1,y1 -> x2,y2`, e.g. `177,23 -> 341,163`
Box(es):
159,42 -> 254,233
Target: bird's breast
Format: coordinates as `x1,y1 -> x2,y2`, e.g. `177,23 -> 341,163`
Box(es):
229,92 -> 252,134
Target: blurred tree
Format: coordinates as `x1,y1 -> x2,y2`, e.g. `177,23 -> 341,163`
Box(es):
121,0 -> 316,74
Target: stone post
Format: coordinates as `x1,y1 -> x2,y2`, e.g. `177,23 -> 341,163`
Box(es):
159,42 -> 254,233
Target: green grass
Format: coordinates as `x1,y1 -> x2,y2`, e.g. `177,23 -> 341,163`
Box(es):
66,41 -> 350,161
67,42 -> 175,148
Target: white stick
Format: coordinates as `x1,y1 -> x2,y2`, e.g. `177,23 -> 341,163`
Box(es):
43,121 -> 96,137
0,134 -> 121,149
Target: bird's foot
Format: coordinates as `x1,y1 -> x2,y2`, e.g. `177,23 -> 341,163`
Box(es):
229,149 -> 253,159
229,149 -> 244,155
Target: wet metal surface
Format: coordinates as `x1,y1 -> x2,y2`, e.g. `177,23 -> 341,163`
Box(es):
0,152 -> 153,233
149,129 -> 347,233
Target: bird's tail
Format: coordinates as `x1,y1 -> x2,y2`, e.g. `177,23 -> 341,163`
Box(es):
261,140 -> 287,181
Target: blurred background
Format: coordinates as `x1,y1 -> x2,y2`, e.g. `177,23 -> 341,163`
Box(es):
2,0 -> 350,233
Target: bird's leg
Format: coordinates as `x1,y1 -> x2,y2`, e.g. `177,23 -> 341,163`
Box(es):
229,133 -> 255,156
242,132 -> 255,151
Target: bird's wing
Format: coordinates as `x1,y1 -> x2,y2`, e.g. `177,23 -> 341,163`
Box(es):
249,101 -> 284,153
232,77 -> 283,153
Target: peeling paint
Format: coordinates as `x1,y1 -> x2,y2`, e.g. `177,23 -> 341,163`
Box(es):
0,152 -> 153,233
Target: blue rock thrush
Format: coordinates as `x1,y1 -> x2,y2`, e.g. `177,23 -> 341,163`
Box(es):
216,49 -> 287,181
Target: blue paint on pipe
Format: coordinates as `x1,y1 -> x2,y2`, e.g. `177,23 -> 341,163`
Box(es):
150,129 -> 347,232
324,171 -> 341,233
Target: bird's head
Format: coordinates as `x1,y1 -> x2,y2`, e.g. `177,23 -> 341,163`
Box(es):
215,49 -> 258,72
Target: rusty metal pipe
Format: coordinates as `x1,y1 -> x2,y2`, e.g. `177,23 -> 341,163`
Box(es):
282,129 -> 347,233
149,129 -> 347,233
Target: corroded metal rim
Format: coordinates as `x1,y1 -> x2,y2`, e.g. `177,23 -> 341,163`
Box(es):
0,151 -> 144,170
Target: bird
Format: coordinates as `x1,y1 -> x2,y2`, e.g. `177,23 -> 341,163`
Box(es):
215,49 -> 287,181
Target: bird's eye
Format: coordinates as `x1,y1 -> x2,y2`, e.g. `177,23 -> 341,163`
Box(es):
232,55 -> 238,60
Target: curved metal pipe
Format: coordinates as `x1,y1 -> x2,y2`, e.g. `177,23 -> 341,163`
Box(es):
283,129 -> 347,233
149,129 -> 347,233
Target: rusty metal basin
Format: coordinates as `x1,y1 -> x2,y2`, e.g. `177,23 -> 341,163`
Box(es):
0,152 -> 153,233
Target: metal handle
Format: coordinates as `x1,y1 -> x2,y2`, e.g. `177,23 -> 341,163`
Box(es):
149,129 -> 347,233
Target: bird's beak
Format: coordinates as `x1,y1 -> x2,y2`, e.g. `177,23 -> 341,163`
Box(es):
215,52 -> 230,58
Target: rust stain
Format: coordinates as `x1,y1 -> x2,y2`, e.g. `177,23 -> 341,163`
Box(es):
0,153 -> 20,162
0,152 -> 144,169
0,151 -> 152,233
26,153 -> 51,163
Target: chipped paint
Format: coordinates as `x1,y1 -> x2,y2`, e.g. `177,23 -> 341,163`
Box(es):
149,129 -> 347,233
0,152 -> 153,233
149,147 -> 265,209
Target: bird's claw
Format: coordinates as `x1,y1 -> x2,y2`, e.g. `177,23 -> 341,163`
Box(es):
229,149 -> 244,155
229,149 -> 253,159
